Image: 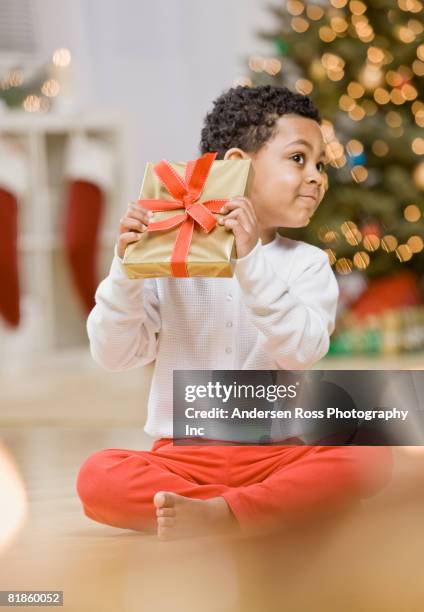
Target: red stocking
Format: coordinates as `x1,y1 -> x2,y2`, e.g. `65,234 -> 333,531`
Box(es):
0,187 -> 20,327
63,180 -> 104,314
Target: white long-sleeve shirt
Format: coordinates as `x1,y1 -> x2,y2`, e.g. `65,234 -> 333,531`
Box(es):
87,234 -> 339,438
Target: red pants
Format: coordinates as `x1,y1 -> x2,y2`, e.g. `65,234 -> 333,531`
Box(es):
76,439 -> 392,533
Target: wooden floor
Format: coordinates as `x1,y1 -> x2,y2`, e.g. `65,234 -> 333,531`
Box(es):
1,428 -> 424,611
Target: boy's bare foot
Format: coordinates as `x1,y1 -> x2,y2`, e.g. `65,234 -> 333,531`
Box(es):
153,491 -> 238,541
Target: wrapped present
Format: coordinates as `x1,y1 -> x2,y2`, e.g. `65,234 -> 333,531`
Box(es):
122,152 -> 253,278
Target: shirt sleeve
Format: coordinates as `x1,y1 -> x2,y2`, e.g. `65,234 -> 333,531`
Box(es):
234,239 -> 339,370
86,248 -> 161,371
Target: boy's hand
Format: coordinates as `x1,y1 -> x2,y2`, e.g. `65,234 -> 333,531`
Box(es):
218,196 -> 259,259
116,201 -> 153,259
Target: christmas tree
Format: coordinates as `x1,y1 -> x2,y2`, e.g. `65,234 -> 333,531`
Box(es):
246,0 -> 424,280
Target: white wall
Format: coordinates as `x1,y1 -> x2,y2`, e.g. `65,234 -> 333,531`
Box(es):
35,0 -> 275,200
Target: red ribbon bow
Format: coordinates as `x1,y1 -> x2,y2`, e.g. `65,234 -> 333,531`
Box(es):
138,152 -> 228,277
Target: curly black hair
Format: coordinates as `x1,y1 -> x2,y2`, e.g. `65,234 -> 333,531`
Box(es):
199,85 -> 321,159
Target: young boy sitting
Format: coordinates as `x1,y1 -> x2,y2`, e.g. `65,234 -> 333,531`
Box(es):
76,85 -> 392,540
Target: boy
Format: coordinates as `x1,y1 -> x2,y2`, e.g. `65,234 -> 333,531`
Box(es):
76,86 -> 391,540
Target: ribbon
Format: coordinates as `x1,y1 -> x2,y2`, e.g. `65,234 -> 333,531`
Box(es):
138,152 -> 228,277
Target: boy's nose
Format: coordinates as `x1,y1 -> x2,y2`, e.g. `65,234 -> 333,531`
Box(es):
306,167 -> 324,185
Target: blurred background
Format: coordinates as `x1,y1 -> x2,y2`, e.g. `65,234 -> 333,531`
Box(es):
0,1 -> 424,610
0,0 -> 423,398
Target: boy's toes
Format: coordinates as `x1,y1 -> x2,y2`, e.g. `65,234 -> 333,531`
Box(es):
157,526 -> 174,541
156,507 -> 175,518
153,491 -> 174,509
157,516 -> 176,528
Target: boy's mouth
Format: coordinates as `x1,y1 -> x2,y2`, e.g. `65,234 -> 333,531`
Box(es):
298,192 -> 318,202
298,195 -> 317,206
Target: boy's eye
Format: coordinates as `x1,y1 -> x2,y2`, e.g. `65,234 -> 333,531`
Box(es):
290,153 -> 326,173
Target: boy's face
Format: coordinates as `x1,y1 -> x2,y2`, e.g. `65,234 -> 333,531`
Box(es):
224,114 -> 327,236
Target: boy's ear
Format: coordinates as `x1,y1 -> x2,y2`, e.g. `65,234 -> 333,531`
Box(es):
223,148 -> 249,161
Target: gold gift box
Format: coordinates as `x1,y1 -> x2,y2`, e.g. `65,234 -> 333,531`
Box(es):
123,158 -> 253,278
